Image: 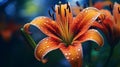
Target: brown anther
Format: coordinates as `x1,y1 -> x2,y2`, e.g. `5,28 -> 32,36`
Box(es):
51,6 -> 55,12
109,4 -> 113,10
48,10 -> 52,17
59,4 -> 61,15
52,13 -> 55,20
58,7 -> 60,14
68,6 -> 71,13
118,7 -> 120,13
76,1 -> 80,7
67,2 -> 69,9
64,9 -> 66,16
79,9 -> 82,11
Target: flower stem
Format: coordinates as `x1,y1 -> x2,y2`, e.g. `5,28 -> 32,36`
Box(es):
21,28 -> 36,49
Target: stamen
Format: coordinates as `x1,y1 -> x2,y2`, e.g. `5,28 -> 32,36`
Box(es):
52,13 -> 55,20
51,6 -> 55,12
76,1 -> 80,7
48,10 -> 52,17
109,4 -> 113,10
64,9 -> 66,16
59,4 -> 61,14
118,7 -> 120,13
67,2 -> 69,9
58,7 -> 60,14
68,6 -> 71,13
79,9 -> 82,11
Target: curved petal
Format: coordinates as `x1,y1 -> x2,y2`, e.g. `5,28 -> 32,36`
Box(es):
59,43 -> 83,67
92,21 -> 108,36
94,1 -> 112,9
78,29 -> 104,47
92,9 -> 114,38
113,2 -> 120,25
34,37 -> 61,63
72,7 -> 101,41
100,10 -> 114,32
23,17 -> 61,40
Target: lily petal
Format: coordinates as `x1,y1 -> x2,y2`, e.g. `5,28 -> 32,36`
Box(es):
94,1 -> 112,9
78,29 -> 104,47
34,37 -> 60,63
73,7 -> 101,41
59,43 -> 83,67
23,17 -> 61,40
92,9 -> 114,38
113,2 -> 120,25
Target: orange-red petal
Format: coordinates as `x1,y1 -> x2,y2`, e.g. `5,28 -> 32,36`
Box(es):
92,9 -> 114,38
59,43 -> 83,67
113,2 -> 120,25
72,7 -> 101,41
34,37 -> 61,63
23,17 -> 61,40
94,1 -> 112,9
78,29 -> 104,47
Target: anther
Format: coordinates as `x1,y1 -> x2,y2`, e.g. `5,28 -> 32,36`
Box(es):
67,2 -> 69,9
48,10 -> 52,17
109,4 -> 113,10
52,13 -> 55,20
118,7 -> 120,14
64,9 -> 66,16
51,6 -> 55,12
59,4 -> 61,14
58,7 -> 60,14
76,1 -> 80,7
68,6 -> 71,13
79,9 -> 82,11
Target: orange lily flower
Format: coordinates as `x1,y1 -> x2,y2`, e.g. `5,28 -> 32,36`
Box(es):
23,3 -> 104,67
92,2 -> 120,45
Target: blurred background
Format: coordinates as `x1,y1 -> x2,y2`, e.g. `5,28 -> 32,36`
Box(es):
0,0 -> 120,67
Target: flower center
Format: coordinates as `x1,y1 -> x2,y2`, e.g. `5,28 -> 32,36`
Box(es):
56,3 -> 73,46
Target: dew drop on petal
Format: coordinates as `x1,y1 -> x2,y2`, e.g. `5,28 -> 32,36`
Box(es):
45,41 -> 47,43
47,46 -> 49,47
71,58 -> 74,60
66,57 -> 69,59
78,49 -> 80,51
68,53 -> 71,55
65,53 -> 67,56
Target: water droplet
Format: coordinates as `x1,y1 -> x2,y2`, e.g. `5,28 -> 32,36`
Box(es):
78,49 -> 80,51
68,53 -> 71,55
45,41 -> 47,43
72,58 -> 74,60
66,57 -> 69,59
65,53 -> 67,55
